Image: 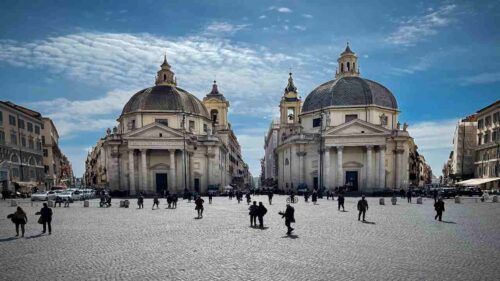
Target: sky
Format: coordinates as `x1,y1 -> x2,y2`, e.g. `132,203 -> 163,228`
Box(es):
0,0 -> 499,179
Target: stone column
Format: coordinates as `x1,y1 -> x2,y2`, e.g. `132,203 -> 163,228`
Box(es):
395,148 -> 402,189
379,146 -> 386,188
128,149 -> 135,195
169,149 -> 176,191
337,146 -> 343,187
141,149 -> 147,191
324,147 -> 330,189
366,145 -> 373,189
206,151 -> 211,187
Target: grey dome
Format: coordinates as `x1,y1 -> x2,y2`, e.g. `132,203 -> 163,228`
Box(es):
122,85 -> 209,118
302,77 -> 398,112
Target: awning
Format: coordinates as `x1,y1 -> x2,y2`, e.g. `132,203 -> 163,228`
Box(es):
456,177 -> 500,186
223,185 -> 233,190
13,181 -> 39,187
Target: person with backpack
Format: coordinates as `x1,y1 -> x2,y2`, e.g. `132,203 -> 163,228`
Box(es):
257,202 -> 267,229
8,206 -> 28,237
248,201 -> 258,227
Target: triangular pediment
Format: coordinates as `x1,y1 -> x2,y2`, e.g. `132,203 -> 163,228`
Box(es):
324,119 -> 390,136
124,123 -> 184,139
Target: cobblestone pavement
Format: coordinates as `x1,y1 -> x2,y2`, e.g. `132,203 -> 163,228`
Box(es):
0,195 -> 499,281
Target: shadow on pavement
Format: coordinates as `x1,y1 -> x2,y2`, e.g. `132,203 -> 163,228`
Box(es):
440,221 -> 456,224
0,237 -> 18,243
281,234 -> 299,239
362,221 -> 376,225
25,233 -> 44,239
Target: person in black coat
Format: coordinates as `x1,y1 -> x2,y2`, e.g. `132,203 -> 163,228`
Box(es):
407,189 -> 412,203
338,192 -> 345,211
434,198 -> 445,221
208,192 -> 213,204
36,203 -> 53,234
257,202 -> 267,229
137,193 -> 144,209
279,204 -> 295,235
357,195 -> 369,221
311,190 -> 318,204
267,191 -> 273,205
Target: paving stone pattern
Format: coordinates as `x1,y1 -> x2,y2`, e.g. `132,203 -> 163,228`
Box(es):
0,196 -> 499,281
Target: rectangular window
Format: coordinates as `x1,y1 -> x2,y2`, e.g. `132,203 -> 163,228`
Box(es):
28,138 -> 34,149
10,132 -> 17,145
21,136 -> 26,147
41,136 -> 45,145
27,122 -> 33,132
345,114 -> 358,123
131,120 -> 136,130
0,110 -> 3,125
493,112 -> 499,123
9,115 -> 16,126
478,134 -> 482,145
287,108 -> 295,124
12,168 -> 19,178
189,120 -> 195,132
18,119 -> 25,129
478,119 -> 484,129
37,140 -> 42,151
312,118 -> 321,128
0,131 -> 4,144
155,119 -> 169,127
43,149 -> 48,157
203,123 -> 208,132
35,125 -> 40,134
484,132 -> 490,144
44,165 -> 49,173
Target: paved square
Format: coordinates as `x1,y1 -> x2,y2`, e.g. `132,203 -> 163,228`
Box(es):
0,196 -> 499,281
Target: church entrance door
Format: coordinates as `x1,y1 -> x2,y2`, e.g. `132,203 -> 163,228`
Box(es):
156,173 -> 168,194
345,171 -> 358,191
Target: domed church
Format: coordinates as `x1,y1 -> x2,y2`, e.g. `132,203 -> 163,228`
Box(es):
85,55 -> 251,195
267,44 -> 418,193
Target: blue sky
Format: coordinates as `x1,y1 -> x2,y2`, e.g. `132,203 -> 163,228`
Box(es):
0,0 -> 499,178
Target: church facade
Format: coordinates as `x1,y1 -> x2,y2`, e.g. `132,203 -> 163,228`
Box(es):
266,44 -> 422,193
84,55 -> 250,195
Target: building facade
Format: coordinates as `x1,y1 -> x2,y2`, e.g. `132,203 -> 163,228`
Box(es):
449,116 -> 478,182
474,100 -> 499,186
268,44 -> 423,193
263,118 -> 279,182
84,55 -> 250,195
0,101 -> 45,192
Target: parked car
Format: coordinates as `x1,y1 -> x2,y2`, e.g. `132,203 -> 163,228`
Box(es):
59,190 -> 79,201
31,191 -> 49,201
439,188 -> 457,199
47,190 -> 63,200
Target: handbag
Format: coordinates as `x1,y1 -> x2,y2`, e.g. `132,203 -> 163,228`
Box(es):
38,216 -> 43,224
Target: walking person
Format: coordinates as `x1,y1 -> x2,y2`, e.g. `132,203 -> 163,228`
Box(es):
357,195 -> 369,222
338,192 -> 345,211
434,198 -> 445,221
268,191 -> 273,205
152,194 -> 160,210
257,202 -> 267,229
36,203 -> 53,235
208,192 -> 213,204
304,191 -> 309,203
249,201 -> 258,227
279,204 -> 295,235
55,196 -> 63,207
137,193 -> 144,209
9,206 -> 28,237
172,194 -> 178,209
433,189 -> 438,203
312,190 -> 318,204
166,194 -> 172,209
195,196 -> 204,218
246,192 -> 251,205
407,189 -> 412,203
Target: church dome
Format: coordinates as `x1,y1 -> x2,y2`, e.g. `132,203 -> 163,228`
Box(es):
121,85 -> 209,118
302,76 -> 398,112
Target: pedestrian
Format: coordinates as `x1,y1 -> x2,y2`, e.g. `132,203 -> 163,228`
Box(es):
304,191 -> 309,203
312,190 -> 318,204
188,191 -> 192,203
166,194 -> 172,209
268,190 -> 273,205
8,206 -> 27,237
357,195 -> 369,221
137,193 -> 144,209
195,196 -> 204,218
407,189 -> 412,203
36,203 -> 53,235
279,204 -> 295,235
433,189 -> 438,203
434,198 -> 445,221
338,192 -> 345,211
208,192 -> 213,204
400,188 -> 405,199
55,196 -> 63,207
257,202 -> 267,229
249,201 -> 258,227
172,194 -> 178,209
152,194 -> 160,209
1,189 -> 7,200
246,192 -> 251,205
64,197 -> 72,208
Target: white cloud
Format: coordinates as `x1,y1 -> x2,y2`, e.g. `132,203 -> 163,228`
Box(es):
204,21 -> 249,36
294,25 -> 307,31
302,14 -> 313,19
259,15 -> 266,19
386,4 -> 457,46
459,72 -> 500,86
269,6 -> 292,13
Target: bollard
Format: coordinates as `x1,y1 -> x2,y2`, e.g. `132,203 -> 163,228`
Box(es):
124,200 -> 130,208
119,200 -> 125,208
492,195 -> 498,203
391,197 -> 397,205
83,200 -> 89,207
454,196 -> 461,204
417,197 -> 423,204
379,198 -> 385,205
10,199 -> 17,207
48,200 -> 54,207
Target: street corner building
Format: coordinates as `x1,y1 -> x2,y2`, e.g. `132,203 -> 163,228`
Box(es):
264,43 -> 431,194
84,55 -> 251,195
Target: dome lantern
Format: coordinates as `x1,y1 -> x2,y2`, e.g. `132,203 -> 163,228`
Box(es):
155,53 -> 176,86
335,42 -> 360,79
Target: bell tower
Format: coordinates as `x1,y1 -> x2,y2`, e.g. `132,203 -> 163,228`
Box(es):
279,72 -> 302,125
155,53 -> 177,86
335,42 -> 360,78
202,80 -> 229,130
